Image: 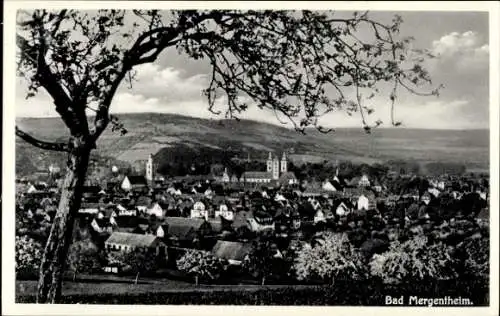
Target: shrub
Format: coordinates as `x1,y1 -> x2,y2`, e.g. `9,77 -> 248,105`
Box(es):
107,249 -> 159,276
293,232 -> 366,284
455,233 -> 489,280
15,235 -> 44,279
369,235 -> 456,284
176,249 -> 226,283
67,240 -> 105,278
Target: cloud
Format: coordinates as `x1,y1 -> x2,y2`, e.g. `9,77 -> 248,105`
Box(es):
123,63 -> 209,102
429,31 -> 489,72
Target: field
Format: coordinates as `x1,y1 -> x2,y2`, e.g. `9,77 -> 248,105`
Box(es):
15,113 -> 490,176
16,278 -> 489,305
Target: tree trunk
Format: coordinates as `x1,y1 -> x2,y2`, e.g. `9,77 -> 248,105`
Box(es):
36,146 -> 91,304
135,272 -> 140,285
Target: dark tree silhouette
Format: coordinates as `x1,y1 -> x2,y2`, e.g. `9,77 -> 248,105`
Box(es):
16,9 -> 438,303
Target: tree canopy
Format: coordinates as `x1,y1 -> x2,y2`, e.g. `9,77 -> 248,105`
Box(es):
16,9 -> 439,152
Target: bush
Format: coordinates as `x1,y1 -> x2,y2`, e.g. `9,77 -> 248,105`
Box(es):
293,232 -> 366,284
369,235 -> 456,284
107,249 -> 159,276
15,235 -> 44,280
67,240 -> 106,278
176,249 -> 226,283
455,234 -> 489,280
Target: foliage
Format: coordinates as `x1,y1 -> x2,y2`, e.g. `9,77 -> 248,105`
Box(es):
455,234 -> 489,280
293,232 -> 366,284
176,249 -> 227,282
15,235 -> 44,279
242,238 -> 289,282
66,240 -> 105,274
107,249 -> 159,275
369,235 -> 456,284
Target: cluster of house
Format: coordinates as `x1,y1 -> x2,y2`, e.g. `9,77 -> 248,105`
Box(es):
16,152 -> 490,270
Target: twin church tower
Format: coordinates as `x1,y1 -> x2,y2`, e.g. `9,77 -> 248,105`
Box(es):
266,152 -> 288,180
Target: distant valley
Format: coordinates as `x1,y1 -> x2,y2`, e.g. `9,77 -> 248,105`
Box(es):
15,113 -> 490,176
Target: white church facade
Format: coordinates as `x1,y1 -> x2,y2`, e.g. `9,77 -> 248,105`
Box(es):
240,152 -> 298,185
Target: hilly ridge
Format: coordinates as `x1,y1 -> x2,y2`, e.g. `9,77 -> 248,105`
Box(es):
15,113 -> 489,175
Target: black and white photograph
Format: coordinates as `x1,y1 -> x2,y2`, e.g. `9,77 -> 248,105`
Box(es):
2,1 -> 499,315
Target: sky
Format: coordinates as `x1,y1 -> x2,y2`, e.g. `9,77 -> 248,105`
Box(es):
15,10 -> 490,130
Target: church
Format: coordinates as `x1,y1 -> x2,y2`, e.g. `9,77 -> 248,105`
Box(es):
238,152 -> 298,185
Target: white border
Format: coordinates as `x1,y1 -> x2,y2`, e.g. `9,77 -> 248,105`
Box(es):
3,1 -> 499,316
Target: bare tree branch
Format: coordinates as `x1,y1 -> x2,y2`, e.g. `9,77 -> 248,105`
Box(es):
16,126 -> 69,152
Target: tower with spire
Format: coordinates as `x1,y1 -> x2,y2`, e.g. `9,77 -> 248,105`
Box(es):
266,152 -> 273,172
280,152 -> 288,173
146,153 -> 154,184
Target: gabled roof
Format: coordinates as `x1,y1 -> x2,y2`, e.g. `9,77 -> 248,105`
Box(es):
125,176 -> 148,186
105,232 -> 161,248
115,216 -> 139,228
164,217 -> 210,240
211,240 -> 253,262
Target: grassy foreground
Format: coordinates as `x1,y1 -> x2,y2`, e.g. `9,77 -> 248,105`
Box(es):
16,278 -> 489,306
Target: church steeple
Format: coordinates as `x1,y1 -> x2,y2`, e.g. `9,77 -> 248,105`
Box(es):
266,151 -> 273,172
146,153 -> 154,182
280,151 -> 288,173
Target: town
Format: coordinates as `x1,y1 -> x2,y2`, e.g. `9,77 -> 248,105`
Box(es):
15,149 -> 490,288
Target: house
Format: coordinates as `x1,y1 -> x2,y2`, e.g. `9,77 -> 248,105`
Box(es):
121,175 -> 148,192
214,203 -> 234,221
421,192 -> 432,205
291,210 -> 301,229
357,194 -> 376,211
82,185 -> 102,200
155,225 -> 167,238
190,201 -> 208,220
147,202 -> 164,218
241,171 -> 273,184
221,168 -> 231,182
247,210 -> 274,232
105,232 -> 166,255
79,203 -> 102,215
372,179 -> 383,193
313,208 -> 326,224
335,201 -> 352,217
26,184 -> 46,194
204,188 -> 214,198
428,187 -> 441,198
358,175 -> 371,187
322,180 -> 337,192
211,240 -> 253,265
117,205 -> 137,217
164,217 -> 213,244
